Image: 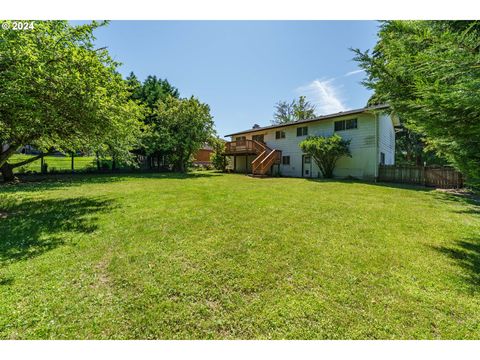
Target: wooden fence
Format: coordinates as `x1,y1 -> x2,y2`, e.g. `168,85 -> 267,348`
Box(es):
378,165 -> 463,189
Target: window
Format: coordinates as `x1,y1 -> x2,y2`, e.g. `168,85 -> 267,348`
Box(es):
334,118 -> 358,131
346,119 -> 358,130
275,130 -> 286,139
334,120 -> 345,132
252,134 -> 264,142
282,156 -> 290,165
380,152 -> 385,165
296,126 -> 308,137
304,155 -> 311,164
235,136 -> 246,141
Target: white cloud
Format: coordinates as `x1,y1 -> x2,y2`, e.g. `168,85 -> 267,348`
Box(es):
296,79 -> 347,115
344,69 -> 365,77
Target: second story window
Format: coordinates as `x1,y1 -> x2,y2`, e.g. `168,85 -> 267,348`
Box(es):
235,136 -> 246,141
296,126 -> 308,137
334,118 -> 358,132
275,130 -> 286,139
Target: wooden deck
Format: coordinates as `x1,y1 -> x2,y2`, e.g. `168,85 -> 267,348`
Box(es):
223,139 -> 263,156
223,139 -> 281,175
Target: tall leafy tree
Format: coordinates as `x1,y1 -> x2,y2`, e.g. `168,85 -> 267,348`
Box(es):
272,96 -> 316,124
126,73 -> 181,168
139,75 -> 179,119
0,20 -> 142,181
352,20 -> 480,178
148,96 -> 215,173
394,126 -> 447,166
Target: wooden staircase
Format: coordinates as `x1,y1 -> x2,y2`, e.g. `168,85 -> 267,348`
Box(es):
223,139 -> 281,176
250,141 -> 281,176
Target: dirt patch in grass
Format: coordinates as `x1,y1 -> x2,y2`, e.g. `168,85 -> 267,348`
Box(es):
92,257 -> 112,290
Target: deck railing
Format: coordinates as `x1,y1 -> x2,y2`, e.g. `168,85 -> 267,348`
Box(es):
224,139 -> 266,155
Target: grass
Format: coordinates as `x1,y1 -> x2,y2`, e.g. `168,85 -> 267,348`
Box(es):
10,154 -> 98,173
0,172 -> 479,339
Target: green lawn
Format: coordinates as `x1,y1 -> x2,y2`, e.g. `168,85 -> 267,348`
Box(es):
0,172 -> 479,339
10,154 -> 98,173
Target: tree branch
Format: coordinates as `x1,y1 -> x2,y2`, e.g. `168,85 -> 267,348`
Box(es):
10,151 -> 56,168
0,143 -> 20,168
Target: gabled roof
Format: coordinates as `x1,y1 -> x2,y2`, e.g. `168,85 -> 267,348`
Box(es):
225,104 -> 389,137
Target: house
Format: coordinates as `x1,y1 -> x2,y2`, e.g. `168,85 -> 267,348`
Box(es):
193,145 -> 214,166
223,104 -> 399,180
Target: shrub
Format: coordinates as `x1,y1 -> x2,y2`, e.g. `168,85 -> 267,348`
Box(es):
299,135 -> 351,178
210,138 -> 229,171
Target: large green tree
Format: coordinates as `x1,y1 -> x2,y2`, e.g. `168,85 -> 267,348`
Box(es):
147,96 -> 215,173
126,72 -> 180,168
0,20 -> 142,181
272,96 -> 317,124
353,20 -> 480,178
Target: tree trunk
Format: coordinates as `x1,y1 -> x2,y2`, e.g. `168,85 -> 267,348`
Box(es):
96,152 -> 101,171
1,163 -> 15,182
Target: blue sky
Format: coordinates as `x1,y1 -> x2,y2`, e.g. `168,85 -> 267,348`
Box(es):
89,21 -> 379,138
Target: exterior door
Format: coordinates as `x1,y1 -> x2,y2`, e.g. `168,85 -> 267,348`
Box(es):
302,155 -> 312,178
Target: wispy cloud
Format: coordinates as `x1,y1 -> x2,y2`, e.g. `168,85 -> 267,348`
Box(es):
344,69 -> 365,77
296,79 -> 347,115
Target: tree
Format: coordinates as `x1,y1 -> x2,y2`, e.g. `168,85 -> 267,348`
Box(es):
272,96 -> 316,124
126,73 -> 180,168
299,135 -> 351,178
149,96 -> 215,173
0,21 -> 142,181
273,100 -> 295,124
293,96 -> 317,121
210,138 -> 229,171
138,75 -> 179,117
352,20 -> 480,178
395,126 -> 447,166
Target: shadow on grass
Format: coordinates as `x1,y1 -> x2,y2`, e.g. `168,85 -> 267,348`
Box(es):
433,238 -> 480,292
0,196 -> 114,265
432,190 -> 480,215
0,171 -> 221,194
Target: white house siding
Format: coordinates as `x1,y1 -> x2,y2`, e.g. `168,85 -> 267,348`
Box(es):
230,111 -> 394,180
378,113 -> 395,165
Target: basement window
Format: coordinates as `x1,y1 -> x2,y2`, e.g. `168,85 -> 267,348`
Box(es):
282,156 -> 290,165
275,130 -> 286,139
